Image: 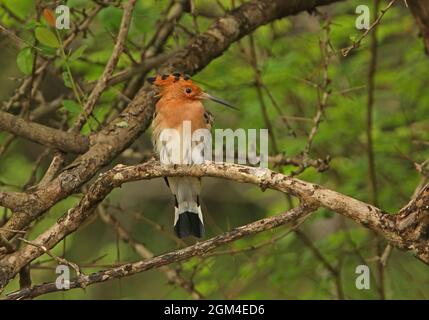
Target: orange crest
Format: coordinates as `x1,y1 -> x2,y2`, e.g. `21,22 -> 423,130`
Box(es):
147,73 -> 202,99
147,73 -> 237,110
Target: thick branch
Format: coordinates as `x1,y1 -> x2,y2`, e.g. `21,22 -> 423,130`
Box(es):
0,111 -> 89,154
1,159 -> 428,289
4,205 -> 313,299
98,205 -> 203,299
0,191 -> 30,213
409,0 -> 429,55
397,184 -> 429,262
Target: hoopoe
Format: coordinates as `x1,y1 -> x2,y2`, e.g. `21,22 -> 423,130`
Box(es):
148,73 -> 235,238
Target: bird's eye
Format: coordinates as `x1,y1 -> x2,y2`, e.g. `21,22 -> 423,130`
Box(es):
185,87 -> 192,94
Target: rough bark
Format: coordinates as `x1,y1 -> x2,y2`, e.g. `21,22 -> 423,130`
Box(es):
409,0 -> 429,54
1,161 -> 428,290
0,111 -> 89,154
4,205 -> 313,299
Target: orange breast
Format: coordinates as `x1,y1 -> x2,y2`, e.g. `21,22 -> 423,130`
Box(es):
154,98 -> 207,132
151,98 -> 209,155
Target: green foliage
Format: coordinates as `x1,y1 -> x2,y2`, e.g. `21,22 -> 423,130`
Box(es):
63,99 -> 81,114
69,45 -> 88,62
61,71 -> 73,88
98,7 -> 123,32
16,47 -> 33,75
2,0 -> 33,20
34,27 -> 60,48
1,0 -> 428,300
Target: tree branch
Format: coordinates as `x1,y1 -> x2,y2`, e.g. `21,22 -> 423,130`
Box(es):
4,205 -> 314,299
142,0 -> 188,59
409,0 -> 429,55
73,0 -> 137,131
0,111 -> 89,154
97,205 -> 204,299
1,159 -> 428,290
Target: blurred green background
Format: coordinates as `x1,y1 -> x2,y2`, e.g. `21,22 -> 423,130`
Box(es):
0,0 -> 428,299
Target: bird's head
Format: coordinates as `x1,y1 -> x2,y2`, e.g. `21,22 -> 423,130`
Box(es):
147,73 -> 237,110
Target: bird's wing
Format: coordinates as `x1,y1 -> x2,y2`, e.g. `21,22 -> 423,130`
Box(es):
203,109 -> 214,129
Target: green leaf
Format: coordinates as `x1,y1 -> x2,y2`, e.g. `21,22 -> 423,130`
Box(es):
99,7 -> 123,31
63,100 -> 81,114
39,46 -> 56,58
349,34 -> 358,42
69,45 -> 88,61
23,20 -> 40,30
35,27 -> 60,48
16,47 -> 34,75
67,0 -> 88,8
62,72 -> 72,88
3,0 -> 34,20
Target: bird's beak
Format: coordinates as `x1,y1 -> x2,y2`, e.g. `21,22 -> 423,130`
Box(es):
197,92 -> 238,110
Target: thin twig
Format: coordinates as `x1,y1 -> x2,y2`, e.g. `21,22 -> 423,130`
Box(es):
341,0 -> 397,57
18,238 -> 83,277
294,229 -> 344,300
98,205 -> 204,299
5,205 -> 314,300
72,0 -> 137,131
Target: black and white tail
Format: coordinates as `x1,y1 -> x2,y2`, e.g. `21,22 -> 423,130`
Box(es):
167,177 -> 204,238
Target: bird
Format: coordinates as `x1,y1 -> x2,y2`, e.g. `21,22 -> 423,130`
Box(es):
148,73 -> 236,238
